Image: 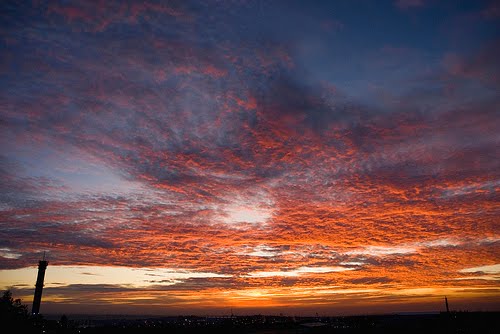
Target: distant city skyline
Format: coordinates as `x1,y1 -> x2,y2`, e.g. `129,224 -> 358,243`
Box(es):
0,0 -> 499,315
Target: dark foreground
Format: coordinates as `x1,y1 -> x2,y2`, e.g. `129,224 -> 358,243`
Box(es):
6,312 -> 500,334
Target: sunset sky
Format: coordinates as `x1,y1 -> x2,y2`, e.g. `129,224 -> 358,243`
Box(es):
0,0 -> 499,315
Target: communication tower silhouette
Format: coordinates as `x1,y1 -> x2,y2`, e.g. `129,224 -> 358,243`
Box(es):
32,252 -> 48,315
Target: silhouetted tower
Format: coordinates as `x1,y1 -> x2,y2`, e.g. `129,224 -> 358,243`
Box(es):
32,253 -> 48,315
444,296 -> 450,313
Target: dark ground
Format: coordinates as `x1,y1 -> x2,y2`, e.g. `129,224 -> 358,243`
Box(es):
7,312 -> 499,334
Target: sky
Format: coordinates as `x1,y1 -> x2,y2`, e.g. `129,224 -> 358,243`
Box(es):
0,0 -> 499,315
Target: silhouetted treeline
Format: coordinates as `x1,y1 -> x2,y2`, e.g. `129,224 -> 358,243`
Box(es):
0,290 -> 75,333
1,290 -> 37,332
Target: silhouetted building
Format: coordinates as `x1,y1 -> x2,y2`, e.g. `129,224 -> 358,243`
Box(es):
32,255 -> 48,315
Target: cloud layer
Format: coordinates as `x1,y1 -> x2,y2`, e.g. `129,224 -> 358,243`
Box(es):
0,0 -> 499,314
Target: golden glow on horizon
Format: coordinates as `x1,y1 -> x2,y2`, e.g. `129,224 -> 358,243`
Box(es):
0,266 -> 231,289
2,263 -> 499,312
